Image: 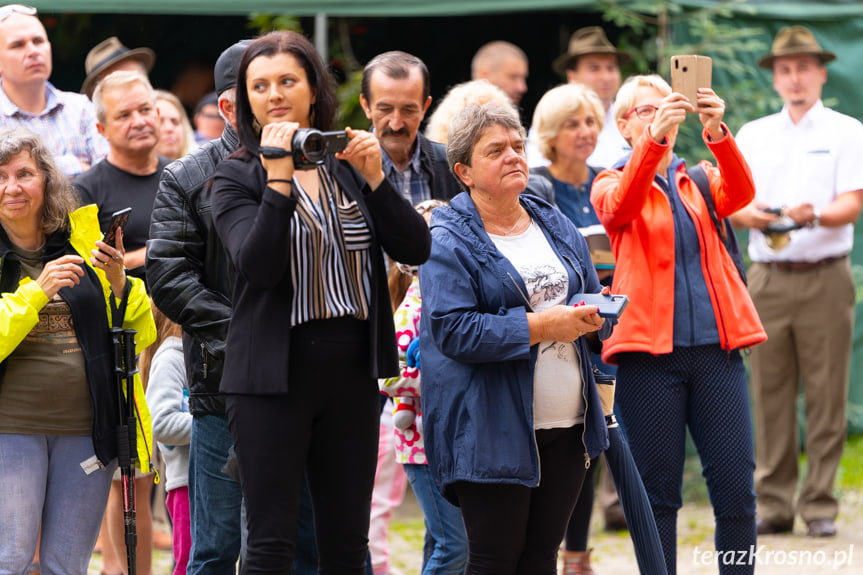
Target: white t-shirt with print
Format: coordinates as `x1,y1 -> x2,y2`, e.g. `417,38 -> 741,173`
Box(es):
490,219 -> 585,429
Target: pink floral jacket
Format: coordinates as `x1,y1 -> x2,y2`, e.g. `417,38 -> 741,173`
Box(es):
378,277 -> 425,464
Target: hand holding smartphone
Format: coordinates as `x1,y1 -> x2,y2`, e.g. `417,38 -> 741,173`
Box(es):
103,207 -> 131,249
670,55 -> 712,111
574,293 -> 629,319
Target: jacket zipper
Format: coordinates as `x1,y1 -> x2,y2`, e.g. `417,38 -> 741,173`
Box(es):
562,254 -> 591,469
507,272 -> 542,486
574,340 -> 591,469
201,342 -> 208,379
518,257 -> 593,469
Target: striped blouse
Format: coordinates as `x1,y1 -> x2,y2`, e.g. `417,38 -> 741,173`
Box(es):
289,165 -> 372,327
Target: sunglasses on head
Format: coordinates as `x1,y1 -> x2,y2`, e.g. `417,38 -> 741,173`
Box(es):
0,4 -> 37,22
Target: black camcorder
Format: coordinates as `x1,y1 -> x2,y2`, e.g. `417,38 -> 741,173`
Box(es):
260,128 -> 349,170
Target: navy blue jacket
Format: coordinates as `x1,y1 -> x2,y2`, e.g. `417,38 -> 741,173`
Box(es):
419,192 -> 611,505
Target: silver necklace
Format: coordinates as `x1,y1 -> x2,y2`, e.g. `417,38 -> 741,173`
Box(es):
488,208 -> 527,236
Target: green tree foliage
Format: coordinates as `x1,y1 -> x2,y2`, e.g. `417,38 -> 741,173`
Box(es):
598,0 -> 779,161
247,13 -> 302,34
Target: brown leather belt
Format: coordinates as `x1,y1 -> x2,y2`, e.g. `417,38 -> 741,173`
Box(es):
766,255 -> 847,272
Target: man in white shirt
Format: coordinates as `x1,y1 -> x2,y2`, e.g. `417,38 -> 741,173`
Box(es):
731,26 -> 863,539
0,4 -> 107,176
528,27 -> 631,169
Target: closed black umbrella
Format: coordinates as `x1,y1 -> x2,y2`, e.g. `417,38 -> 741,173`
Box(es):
595,370 -> 667,575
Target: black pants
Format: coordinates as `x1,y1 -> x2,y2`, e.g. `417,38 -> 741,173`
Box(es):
453,424 -> 588,575
226,318 -> 381,574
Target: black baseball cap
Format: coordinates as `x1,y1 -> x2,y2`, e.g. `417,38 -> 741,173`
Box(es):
214,39 -> 253,95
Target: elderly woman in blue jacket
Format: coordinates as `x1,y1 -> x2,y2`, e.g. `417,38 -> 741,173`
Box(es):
419,102 -> 612,575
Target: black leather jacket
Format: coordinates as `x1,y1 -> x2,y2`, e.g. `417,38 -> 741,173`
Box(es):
146,126 -> 239,415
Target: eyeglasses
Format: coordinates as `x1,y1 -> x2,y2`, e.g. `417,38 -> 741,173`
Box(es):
0,4 -> 37,22
623,105 -> 659,120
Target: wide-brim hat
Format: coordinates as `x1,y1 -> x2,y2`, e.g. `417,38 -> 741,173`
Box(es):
757,25 -> 836,69
82,36 -> 155,96
553,26 -> 631,76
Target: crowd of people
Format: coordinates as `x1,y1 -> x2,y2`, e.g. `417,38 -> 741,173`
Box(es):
0,3 -> 860,575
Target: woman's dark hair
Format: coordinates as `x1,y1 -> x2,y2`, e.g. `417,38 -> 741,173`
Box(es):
235,31 -> 337,153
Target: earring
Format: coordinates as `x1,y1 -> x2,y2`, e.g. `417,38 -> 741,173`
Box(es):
309,107 -> 316,127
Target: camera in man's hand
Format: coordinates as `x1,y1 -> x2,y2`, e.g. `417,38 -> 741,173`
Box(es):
760,206 -> 802,250
260,128 -> 349,170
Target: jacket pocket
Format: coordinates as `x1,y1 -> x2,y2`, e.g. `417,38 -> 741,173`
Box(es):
337,201 -> 373,251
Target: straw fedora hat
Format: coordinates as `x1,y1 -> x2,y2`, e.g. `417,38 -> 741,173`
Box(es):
81,37 -> 155,96
757,26 -> 836,69
553,26 -> 631,76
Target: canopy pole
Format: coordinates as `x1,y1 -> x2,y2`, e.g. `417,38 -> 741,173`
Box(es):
315,13 -> 328,63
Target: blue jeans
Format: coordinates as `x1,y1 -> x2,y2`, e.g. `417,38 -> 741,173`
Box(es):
188,414 -> 243,575
0,434 -> 116,575
404,464 -> 467,575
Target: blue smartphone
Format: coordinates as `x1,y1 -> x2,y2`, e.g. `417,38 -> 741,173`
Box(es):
574,293 -> 629,319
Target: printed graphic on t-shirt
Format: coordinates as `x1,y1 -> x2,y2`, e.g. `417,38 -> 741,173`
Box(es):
26,296 -> 80,354
524,263 -> 567,309
540,341 -> 575,361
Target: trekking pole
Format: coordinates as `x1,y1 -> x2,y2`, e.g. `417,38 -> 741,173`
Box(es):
111,326 -> 138,575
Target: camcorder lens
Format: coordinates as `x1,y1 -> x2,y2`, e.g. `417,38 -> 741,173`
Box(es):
303,133 -> 326,160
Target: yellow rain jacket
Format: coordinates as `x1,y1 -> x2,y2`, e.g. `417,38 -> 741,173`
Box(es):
0,204 -> 156,472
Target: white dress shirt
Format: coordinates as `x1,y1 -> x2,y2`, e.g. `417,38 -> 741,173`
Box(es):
736,100 -> 863,263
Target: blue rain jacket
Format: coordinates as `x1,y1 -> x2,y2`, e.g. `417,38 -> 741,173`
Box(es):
419,192 -> 612,505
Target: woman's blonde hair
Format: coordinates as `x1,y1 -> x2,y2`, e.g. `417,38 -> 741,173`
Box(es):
613,74 -> 671,122
139,301 -> 183,390
424,79 -> 515,145
530,83 -> 605,163
155,89 -> 197,159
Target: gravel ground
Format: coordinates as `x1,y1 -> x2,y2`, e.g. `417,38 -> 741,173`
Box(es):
388,486 -> 862,575
89,487 -> 861,574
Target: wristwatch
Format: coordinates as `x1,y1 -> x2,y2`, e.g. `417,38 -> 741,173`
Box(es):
809,209 -> 821,228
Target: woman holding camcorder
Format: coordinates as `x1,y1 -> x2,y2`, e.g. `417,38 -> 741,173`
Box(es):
210,31 -> 430,572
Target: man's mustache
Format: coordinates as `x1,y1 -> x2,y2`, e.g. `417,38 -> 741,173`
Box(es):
382,127 -> 410,138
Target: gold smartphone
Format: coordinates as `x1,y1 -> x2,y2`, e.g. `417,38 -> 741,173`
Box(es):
670,55 -> 712,111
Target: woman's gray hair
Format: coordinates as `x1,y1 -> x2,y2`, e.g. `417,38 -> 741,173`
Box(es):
446,102 -> 526,191
0,128 -> 78,234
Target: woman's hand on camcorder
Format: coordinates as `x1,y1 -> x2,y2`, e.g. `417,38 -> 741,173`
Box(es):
260,121 -> 299,193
